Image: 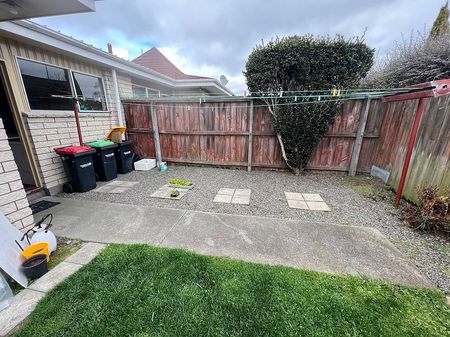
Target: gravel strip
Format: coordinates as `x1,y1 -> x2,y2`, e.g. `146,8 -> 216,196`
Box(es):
59,166 -> 450,293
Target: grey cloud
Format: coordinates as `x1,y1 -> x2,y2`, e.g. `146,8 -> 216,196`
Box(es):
35,0 -> 443,93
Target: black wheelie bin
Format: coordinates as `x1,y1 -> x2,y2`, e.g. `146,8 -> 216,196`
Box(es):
54,145 -> 97,193
84,140 -> 118,181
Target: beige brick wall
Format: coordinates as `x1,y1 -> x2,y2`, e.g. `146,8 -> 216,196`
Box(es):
24,112 -> 116,194
0,35 -> 134,195
0,118 -> 34,229
22,69 -> 132,194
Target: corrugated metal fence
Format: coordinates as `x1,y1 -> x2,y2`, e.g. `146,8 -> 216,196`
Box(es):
122,97 -> 450,202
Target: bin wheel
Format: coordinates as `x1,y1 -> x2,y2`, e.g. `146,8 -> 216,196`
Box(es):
95,173 -> 100,181
63,183 -> 74,193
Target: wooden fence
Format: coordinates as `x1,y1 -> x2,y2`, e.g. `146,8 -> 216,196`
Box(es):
122,97 -> 450,202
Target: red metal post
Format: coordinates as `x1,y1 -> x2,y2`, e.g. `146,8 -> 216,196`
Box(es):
73,98 -> 83,146
394,97 -> 428,207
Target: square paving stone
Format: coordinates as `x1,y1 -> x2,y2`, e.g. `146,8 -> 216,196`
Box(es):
302,193 -> 324,201
284,192 -> 304,200
306,201 -> 331,211
107,180 -> 124,186
214,194 -> 233,203
109,187 -> 129,194
94,185 -> 114,193
120,181 -> 139,187
287,199 -> 309,209
231,195 -> 250,205
151,185 -> 187,200
218,188 -> 235,195
234,189 -> 251,196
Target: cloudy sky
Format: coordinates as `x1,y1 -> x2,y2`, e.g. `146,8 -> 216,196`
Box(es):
35,0 -> 444,94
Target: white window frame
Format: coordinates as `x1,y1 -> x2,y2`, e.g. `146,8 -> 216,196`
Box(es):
15,56 -> 109,113
71,69 -> 109,112
131,83 -> 161,98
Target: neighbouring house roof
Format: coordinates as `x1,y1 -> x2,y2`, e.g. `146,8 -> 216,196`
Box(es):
133,47 -> 211,81
0,20 -> 233,96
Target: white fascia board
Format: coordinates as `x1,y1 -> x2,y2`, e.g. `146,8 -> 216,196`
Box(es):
174,80 -> 234,96
78,0 -> 97,11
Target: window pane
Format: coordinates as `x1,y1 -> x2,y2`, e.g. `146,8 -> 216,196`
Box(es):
18,58 -> 72,110
72,72 -> 107,111
132,85 -> 147,98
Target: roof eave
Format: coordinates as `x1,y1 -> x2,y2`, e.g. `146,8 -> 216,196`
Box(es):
0,20 -> 177,85
174,79 -> 234,96
0,20 -> 234,96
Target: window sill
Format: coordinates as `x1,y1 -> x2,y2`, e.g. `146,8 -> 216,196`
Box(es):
24,110 -> 112,118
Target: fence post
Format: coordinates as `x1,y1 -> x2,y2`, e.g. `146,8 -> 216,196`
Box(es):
247,100 -> 254,172
150,101 -> 162,166
349,98 -> 371,176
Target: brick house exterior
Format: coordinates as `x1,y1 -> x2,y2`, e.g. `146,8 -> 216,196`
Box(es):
0,20 -> 231,229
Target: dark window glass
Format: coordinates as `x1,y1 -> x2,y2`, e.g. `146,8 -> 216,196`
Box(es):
72,72 -> 107,111
17,58 -> 73,110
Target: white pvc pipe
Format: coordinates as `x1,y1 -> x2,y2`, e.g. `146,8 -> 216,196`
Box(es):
111,68 -> 124,127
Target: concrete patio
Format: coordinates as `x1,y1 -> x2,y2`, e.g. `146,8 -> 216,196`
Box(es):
37,196 -> 433,289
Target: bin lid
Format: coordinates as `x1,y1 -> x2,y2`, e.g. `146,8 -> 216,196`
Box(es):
54,146 -> 93,154
84,140 -> 115,148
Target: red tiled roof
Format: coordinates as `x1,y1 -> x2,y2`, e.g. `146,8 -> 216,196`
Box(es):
132,47 -> 211,80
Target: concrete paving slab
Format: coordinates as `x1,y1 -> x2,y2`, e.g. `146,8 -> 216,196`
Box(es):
287,199 -> 309,209
94,185 -> 114,193
284,192 -> 304,200
120,181 -> 139,187
28,262 -> 82,293
161,211 -> 433,289
151,185 -> 187,200
109,187 -> 128,194
0,289 -> 45,337
231,195 -> 250,205
234,189 -> 251,196
302,193 -> 324,201
65,242 -> 106,265
107,180 -> 124,186
214,194 -> 232,203
41,197 -> 433,288
41,197 -> 187,245
306,201 -> 331,211
218,188 -> 235,195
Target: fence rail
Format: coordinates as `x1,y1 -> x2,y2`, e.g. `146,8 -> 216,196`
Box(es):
122,96 -> 450,202
122,99 -> 380,173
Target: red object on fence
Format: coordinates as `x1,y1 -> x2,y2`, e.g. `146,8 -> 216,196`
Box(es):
73,98 -> 83,146
393,97 -> 427,207
382,79 -> 450,207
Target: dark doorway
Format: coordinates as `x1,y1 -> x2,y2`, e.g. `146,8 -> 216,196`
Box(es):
0,70 -> 36,189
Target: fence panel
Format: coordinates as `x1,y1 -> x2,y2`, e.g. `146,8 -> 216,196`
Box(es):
156,101 -> 250,166
123,102 -> 155,158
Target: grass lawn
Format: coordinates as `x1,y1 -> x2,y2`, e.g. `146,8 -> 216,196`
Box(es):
15,245 -> 449,337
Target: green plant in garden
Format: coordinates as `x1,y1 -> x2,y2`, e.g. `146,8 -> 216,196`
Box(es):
168,178 -> 192,186
401,186 -> 450,233
244,35 -> 373,173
